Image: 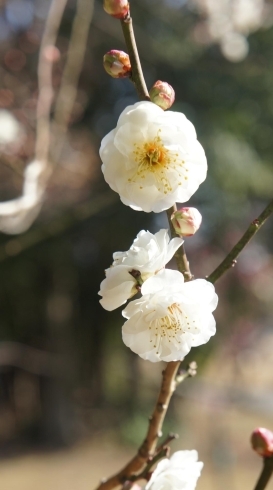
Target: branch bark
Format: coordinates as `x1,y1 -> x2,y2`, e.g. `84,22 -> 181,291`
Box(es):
207,199 -> 273,284
120,14 -> 150,101
95,361 -> 181,490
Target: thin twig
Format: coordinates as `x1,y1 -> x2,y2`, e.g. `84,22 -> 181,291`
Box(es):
96,361 -> 181,490
166,205 -> 193,281
120,14 -> 150,101
207,199 -> 273,284
52,0 -> 95,162
155,432 -> 179,455
253,457 -> 273,490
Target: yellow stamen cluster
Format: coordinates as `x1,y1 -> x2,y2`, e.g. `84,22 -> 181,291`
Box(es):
128,131 -> 188,195
148,303 -> 199,355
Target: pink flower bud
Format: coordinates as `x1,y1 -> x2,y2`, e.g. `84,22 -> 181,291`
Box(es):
171,207 -> 202,237
103,50 -> 131,79
103,0 -> 129,19
149,80 -> 175,110
251,428 -> 273,457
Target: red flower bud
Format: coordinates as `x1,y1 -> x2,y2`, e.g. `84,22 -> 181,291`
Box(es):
103,0 -> 129,19
103,50 -> 131,79
171,207 -> 202,237
149,80 -> 175,110
251,428 -> 273,457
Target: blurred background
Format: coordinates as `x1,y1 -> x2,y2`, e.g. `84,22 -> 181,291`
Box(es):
0,0 -> 273,488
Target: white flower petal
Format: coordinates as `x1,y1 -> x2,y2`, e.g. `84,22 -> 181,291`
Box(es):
146,450 -> 203,490
100,101 -> 207,213
122,270 -> 218,362
99,230 -> 183,311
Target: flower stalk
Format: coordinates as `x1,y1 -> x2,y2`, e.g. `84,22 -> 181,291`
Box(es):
253,457 -> 273,490
167,205 -> 193,281
120,15 -> 150,100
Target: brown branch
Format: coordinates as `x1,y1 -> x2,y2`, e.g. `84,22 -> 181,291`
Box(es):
129,447 -> 169,483
95,361 -> 181,490
207,199 -> 273,284
120,14 -> 150,101
166,205 -> 193,281
253,457 -> 273,490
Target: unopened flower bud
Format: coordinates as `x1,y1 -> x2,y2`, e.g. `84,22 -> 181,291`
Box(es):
149,80 -> 175,110
103,0 -> 129,19
171,207 -> 202,237
103,50 -> 131,79
251,428 -> 273,457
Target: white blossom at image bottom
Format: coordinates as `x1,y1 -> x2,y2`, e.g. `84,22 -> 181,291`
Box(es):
122,269 -> 218,362
145,450 -> 203,490
98,229 -> 183,311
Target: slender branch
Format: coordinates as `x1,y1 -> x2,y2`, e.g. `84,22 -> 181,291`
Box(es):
207,199 -> 273,284
95,361 -> 181,490
166,205 -> 193,281
120,15 -> 150,101
253,457 -> 273,490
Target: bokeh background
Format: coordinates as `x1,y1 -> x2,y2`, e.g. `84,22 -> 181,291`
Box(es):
0,0 -> 273,489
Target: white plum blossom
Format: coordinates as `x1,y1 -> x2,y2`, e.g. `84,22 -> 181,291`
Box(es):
146,450 -> 203,490
122,269 -> 217,362
99,229 -> 183,311
100,101 -> 207,213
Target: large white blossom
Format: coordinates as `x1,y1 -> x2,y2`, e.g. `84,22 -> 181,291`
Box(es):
100,101 -> 207,213
146,450 -> 203,490
99,229 -> 183,311
122,269 -> 217,362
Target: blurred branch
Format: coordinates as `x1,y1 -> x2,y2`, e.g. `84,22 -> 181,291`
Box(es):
207,199 -> 273,284
166,205 -> 193,281
253,457 -> 273,490
52,0 -> 95,162
96,361 -> 182,490
35,0 -> 68,164
120,13 -> 149,100
0,191 -> 118,263
0,341 -> 63,376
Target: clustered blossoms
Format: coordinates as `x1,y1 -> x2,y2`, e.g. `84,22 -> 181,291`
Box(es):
99,229 -> 218,362
99,81 -> 217,488
100,101 -> 207,213
146,450 -> 203,490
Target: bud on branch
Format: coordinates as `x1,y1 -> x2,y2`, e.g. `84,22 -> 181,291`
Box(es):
103,50 -> 131,79
251,428 -> 273,457
103,0 -> 129,19
171,207 -> 202,237
149,80 -> 175,110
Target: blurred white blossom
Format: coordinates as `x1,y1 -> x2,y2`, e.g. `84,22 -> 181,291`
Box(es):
100,101 -> 207,213
146,450 -> 203,490
190,0 -> 273,61
99,229 -> 183,311
122,269 -> 217,362
0,160 -> 48,234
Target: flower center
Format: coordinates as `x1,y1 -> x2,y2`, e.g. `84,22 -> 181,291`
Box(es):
149,302 -> 183,354
129,131 -> 188,194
